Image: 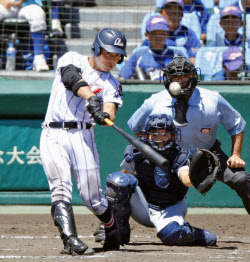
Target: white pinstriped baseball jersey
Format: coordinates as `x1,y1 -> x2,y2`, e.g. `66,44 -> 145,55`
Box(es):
40,51 -> 123,215
44,51 -> 123,124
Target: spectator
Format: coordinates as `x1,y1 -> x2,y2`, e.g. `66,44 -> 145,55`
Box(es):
213,46 -> 244,80
51,0 -> 64,37
0,0 -> 49,71
119,15 -> 184,81
233,0 -> 250,13
209,5 -> 249,46
182,0 -> 210,43
159,0 -> 201,63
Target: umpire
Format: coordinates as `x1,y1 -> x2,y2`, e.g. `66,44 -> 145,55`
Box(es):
127,54 -> 250,215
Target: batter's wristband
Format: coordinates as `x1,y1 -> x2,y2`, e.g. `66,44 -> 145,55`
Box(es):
72,81 -> 89,96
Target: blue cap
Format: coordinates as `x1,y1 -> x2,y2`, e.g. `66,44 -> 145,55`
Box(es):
220,5 -> 242,19
222,46 -> 243,71
146,15 -> 169,32
161,0 -> 184,9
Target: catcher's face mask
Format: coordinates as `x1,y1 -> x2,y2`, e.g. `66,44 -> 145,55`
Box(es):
163,53 -> 199,101
140,114 -> 181,152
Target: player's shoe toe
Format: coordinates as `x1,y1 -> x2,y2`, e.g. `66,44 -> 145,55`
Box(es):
93,222 -> 105,243
63,236 -> 95,255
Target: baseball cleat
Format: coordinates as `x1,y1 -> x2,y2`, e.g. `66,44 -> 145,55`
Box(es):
93,222 -> 105,243
62,236 -> 95,255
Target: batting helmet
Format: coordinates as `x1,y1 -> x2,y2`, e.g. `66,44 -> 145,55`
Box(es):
91,28 -> 127,64
141,114 -> 181,153
163,53 -> 198,100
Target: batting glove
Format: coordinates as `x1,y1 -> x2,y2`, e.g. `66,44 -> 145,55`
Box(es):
87,96 -> 110,125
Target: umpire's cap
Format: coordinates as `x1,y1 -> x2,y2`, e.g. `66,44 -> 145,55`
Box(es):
91,28 -> 127,63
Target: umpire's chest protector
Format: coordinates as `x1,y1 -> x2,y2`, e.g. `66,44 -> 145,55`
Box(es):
134,159 -> 188,208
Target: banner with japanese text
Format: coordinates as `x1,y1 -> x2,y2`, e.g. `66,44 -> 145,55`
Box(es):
0,119 -> 47,190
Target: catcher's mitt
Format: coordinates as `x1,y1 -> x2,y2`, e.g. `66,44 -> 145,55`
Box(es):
189,149 -> 221,195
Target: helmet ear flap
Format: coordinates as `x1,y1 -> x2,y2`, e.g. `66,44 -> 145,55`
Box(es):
91,41 -> 100,57
118,55 -> 124,64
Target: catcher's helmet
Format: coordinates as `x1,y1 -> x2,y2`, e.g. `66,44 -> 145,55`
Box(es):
163,53 -> 198,100
141,114 -> 181,152
91,28 -> 127,64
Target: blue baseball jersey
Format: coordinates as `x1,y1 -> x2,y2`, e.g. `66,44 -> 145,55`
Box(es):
142,25 -> 201,58
127,87 -> 246,156
209,33 -> 250,47
118,46 -> 184,80
183,0 -> 210,34
212,69 -> 227,80
21,0 -> 43,7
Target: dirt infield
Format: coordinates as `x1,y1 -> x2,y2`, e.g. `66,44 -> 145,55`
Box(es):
0,213 -> 249,262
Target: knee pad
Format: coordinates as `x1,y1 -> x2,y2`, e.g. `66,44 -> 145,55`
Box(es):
157,221 -> 193,246
105,171 -> 138,206
157,221 -> 217,246
105,171 -> 138,244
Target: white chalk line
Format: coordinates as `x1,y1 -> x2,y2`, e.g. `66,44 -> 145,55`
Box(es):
0,255 -> 106,259
1,235 -> 249,240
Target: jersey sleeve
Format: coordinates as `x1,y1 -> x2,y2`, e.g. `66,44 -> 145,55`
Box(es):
218,95 -> 246,136
101,78 -> 123,107
118,49 -> 139,79
127,97 -> 154,133
199,6 -> 210,34
186,29 -> 201,58
56,51 -> 83,73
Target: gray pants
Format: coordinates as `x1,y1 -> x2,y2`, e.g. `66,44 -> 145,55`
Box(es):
211,140 -> 250,215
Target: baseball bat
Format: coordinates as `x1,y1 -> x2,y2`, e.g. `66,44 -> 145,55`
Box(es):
104,118 -> 170,169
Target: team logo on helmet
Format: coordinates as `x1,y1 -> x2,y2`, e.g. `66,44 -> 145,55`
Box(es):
114,38 -> 124,47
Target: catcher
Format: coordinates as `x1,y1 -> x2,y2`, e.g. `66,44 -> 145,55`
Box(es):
94,114 -> 217,246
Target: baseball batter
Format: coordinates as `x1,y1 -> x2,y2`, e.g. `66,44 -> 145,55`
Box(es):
40,28 -> 127,255
127,54 -> 250,215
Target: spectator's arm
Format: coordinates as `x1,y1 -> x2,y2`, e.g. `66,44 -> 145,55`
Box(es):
186,28 -> 201,63
0,0 -> 24,9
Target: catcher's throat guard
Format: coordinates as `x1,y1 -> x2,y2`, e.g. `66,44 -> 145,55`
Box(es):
189,149 -> 221,195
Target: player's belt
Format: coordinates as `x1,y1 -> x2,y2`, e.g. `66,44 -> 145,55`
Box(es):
48,121 -> 92,130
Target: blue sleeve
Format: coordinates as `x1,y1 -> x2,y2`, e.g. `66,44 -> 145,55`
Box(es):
218,95 -> 246,136
212,70 -> 225,80
127,98 -> 154,133
141,39 -> 150,47
186,29 -> 201,57
118,53 -> 137,79
22,0 -> 43,7
199,6 -> 210,34
118,47 -> 143,79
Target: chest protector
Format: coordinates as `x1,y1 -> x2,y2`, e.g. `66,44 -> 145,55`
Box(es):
134,153 -> 188,208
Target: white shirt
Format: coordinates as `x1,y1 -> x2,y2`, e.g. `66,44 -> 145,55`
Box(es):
44,52 -> 123,124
